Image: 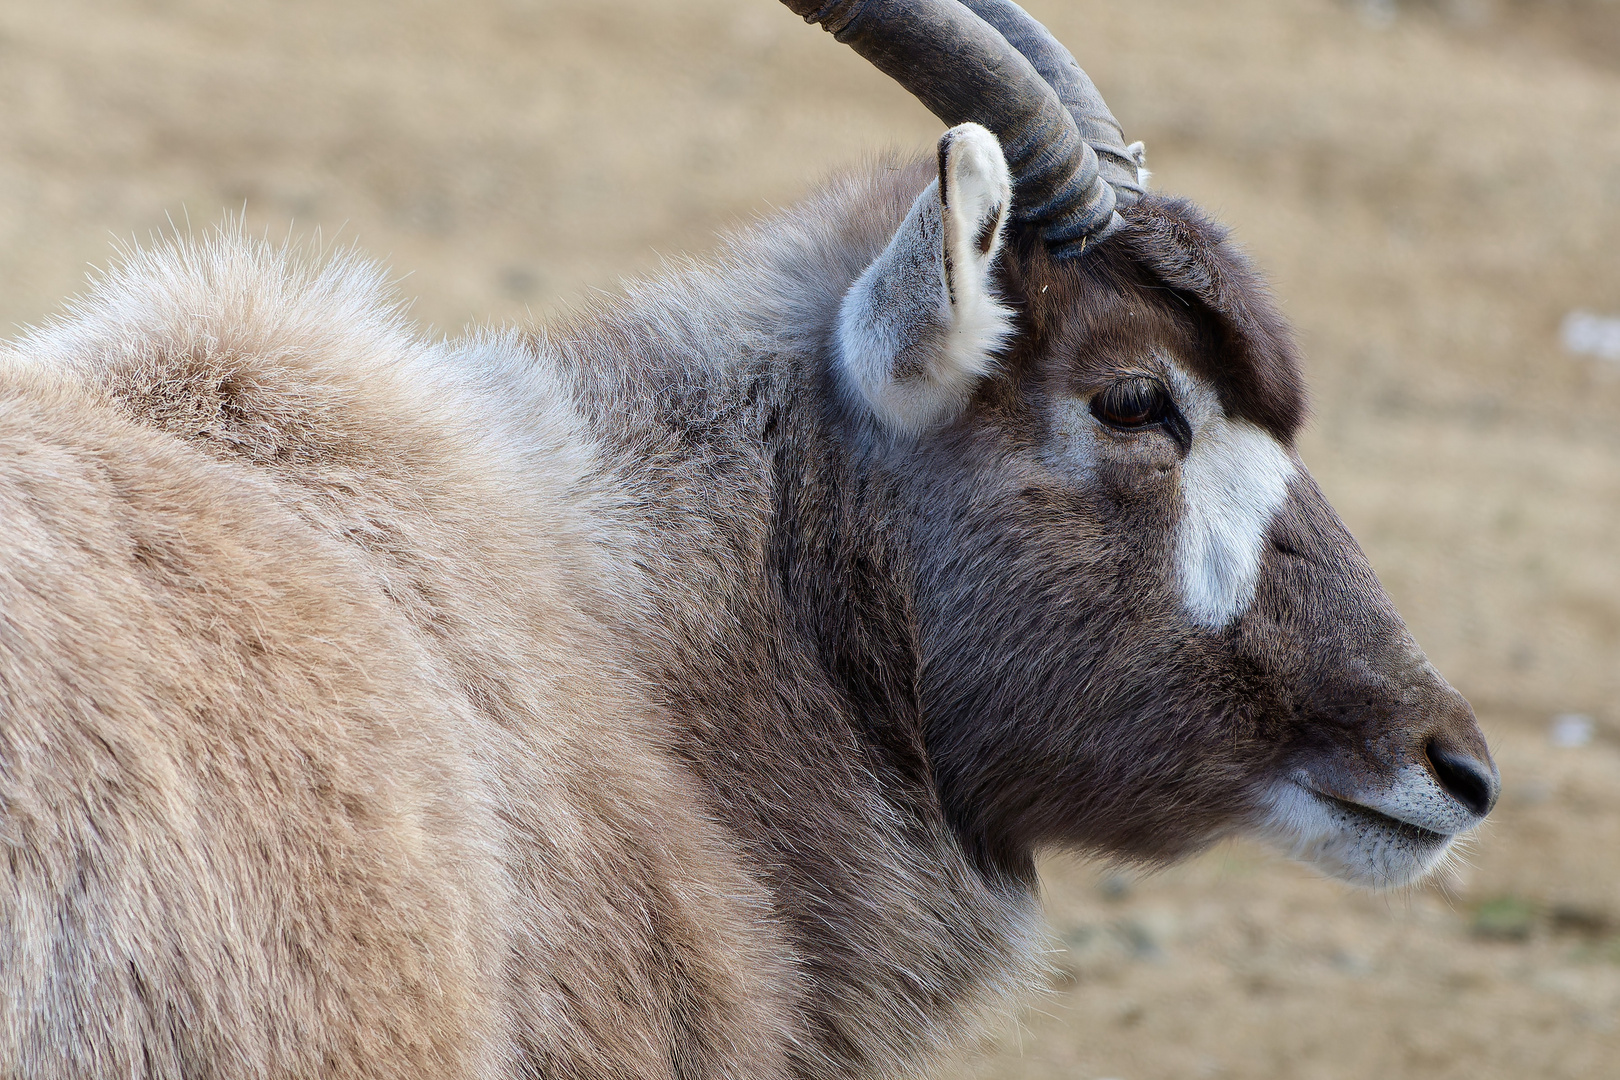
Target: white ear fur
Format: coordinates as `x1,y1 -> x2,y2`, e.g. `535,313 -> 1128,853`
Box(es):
1126,141 -> 1152,188
835,123 -> 1014,435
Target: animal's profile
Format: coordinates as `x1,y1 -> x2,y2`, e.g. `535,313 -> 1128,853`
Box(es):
0,1 -> 1498,1077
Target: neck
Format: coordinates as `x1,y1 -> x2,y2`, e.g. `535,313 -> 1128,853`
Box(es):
539,303 -> 1041,1077
520,159 -> 1048,1072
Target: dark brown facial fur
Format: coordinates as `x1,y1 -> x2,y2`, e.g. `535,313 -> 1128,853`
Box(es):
830,196 -> 1492,878
1244,475 -> 1492,809
1001,197 -> 1308,443
841,200 -> 1290,867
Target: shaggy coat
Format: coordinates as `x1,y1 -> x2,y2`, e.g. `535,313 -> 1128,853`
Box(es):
0,154 -> 1491,1079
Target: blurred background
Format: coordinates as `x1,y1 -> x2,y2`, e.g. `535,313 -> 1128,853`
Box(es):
1,0 -> 1616,1076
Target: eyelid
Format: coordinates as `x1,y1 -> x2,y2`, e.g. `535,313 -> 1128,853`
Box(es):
1088,376 -> 1194,451
1088,371 -> 1166,397
1092,379 -> 1165,425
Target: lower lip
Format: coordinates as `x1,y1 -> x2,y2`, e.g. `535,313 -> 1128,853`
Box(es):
1306,786 -> 1451,845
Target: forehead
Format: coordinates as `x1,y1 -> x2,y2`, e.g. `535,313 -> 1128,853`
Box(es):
1008,197 -> 1307,443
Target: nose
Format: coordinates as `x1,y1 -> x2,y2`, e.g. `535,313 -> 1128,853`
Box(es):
1425,738 -> 1499,818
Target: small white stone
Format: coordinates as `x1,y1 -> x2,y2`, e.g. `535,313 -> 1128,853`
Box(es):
1561,311 -> 1620,363
1548,713 -> 1594,749
1357,0 -> 1398,28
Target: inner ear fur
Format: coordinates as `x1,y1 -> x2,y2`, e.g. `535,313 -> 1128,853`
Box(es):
835,123 -> 1014,436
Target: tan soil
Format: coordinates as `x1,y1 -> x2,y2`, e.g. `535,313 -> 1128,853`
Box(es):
1,1 -> 1616,1077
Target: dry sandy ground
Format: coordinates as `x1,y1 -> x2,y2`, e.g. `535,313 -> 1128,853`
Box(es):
2,1 -> 1617,1077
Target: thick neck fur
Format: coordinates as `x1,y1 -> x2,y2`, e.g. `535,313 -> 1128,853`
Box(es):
535,159 -> 1043,1075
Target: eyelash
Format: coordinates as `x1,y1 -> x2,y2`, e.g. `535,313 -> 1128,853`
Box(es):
1091,377 -> 1169,429
1089,377 -> 1192,449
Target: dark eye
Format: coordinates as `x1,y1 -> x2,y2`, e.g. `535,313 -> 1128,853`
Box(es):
1091,377 -> 1170,429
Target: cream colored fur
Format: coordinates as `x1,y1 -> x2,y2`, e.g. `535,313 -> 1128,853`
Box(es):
836,124 -> 1013,434
0,229 -> 800,1080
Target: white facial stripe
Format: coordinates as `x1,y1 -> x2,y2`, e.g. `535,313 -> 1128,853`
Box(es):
1168,366 -> 1296,628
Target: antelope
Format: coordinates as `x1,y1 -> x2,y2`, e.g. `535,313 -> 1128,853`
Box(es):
0,1 -> 1498,1077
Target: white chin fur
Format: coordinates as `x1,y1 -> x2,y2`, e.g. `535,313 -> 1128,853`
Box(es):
1256,779 -> 1460,889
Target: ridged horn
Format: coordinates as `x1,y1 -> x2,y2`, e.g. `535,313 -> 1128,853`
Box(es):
958,0 -> 1145,207
781,0 -> 1122,251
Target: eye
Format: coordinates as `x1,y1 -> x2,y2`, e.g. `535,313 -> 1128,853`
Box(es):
1090,377 -> 1170,429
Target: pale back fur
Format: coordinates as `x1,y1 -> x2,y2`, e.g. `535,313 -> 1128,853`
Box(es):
0,232 -> 803,1080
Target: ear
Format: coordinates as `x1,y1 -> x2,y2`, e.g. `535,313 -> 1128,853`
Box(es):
836,123 -> 1014,435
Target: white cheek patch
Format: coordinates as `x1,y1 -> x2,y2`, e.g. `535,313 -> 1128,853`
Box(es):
1169,371 -> 1296,628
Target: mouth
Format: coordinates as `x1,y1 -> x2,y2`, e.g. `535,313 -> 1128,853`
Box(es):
1304,786 -> 1451,847
1255,776 -> 1466,889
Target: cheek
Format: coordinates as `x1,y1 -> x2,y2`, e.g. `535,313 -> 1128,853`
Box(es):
1041,400 -> 1188,592
1046,402 -> 1182,499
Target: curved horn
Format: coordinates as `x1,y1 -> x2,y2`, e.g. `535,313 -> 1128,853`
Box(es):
781,0 -> 1121,250
958,0 -> 1145,207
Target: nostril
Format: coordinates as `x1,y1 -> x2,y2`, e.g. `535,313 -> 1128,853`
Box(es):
1426,740 -> 1499,817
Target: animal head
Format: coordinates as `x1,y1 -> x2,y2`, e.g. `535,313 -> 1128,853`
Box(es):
788,0 -> 1497,887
